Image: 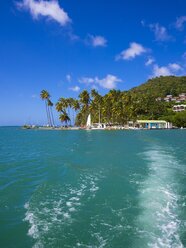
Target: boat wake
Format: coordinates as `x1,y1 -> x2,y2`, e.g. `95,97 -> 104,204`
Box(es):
24,172 -> 102,248
136,147 -> 184,248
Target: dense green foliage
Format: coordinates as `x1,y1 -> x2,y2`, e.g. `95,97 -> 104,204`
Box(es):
45,76 -> 186,127
162,111 -> 186,128
131,76 -> 186,97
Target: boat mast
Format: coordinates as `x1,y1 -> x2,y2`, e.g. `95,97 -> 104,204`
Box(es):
99,104 -> 101,124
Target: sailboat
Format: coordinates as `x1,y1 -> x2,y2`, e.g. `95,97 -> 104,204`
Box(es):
86,111 -> 106,130
86,114 -> 92,129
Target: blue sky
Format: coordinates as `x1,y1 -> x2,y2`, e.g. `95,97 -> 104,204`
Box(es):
0,0 -> 186,125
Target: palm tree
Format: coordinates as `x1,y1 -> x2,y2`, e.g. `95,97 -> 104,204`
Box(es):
59,111 -> 70,126
78,90 -> 90,125
91,89 -> 103,123
55,100 -> 63,112
79,90 -> 90,108
71,99 -> 80,125
47,99 -> 55,127
72,99 -> 80,112
40,90 -> 51,126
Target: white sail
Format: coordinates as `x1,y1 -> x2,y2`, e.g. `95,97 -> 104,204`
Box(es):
86,114 -> 91,128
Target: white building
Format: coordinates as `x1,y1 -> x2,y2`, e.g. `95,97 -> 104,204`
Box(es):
136,120 -> 172,129
173,104 -> 186,112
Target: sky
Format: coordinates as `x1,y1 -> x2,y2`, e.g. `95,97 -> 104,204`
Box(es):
0,0 -> 186,125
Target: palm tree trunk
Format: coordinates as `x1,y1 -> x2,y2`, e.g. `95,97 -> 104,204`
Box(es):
67,107 -> 71,126
72,110 -> 74,126
47,105 -> 52,126
50,107 -> 55,127
45,100 -> 50,126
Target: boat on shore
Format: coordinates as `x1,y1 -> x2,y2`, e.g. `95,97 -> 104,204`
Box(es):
86,114 -> 106,130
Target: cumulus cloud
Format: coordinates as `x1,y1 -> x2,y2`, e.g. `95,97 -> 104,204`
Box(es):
168,63 -> 182,71
175,16 -> 186,30
145,57 -> 155,66
153,65 -> 171,77
69,86 -> 80,92
149,23 -> 172,41
116,42 -> 147,60
96,75 -> 122,89
16,0 -> 71,26
86,35 -> 107,47
79,74 -> 122,89
152,63 -> 182,77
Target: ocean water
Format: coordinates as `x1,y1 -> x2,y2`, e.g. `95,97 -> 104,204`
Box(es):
0,127 -> 186,248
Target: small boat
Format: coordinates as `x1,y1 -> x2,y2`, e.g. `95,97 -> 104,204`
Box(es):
86,114 -> 106,130
86,114 -> 92,129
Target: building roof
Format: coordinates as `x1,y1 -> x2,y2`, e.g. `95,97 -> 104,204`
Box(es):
137,120 -> 167,124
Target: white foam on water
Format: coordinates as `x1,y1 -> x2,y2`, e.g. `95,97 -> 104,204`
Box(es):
63,212 -> 71,219
70,197 -> 80,201
76,233 -> 108,248
24,203 -> 40,239
69,207 -> 76,212
23,171 -> 102,247
94,233 -> 108,248
137,148 -> 184,248
66,201 -> 73,207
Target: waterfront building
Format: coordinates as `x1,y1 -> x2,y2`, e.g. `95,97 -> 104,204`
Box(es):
136,120 -> 172,129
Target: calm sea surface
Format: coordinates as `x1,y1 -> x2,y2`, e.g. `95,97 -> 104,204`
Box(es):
0,127 -> 186,248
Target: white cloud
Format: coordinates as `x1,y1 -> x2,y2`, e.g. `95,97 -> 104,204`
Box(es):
153,65 -> 171,77
79,74 -> 122,89
168,63 -> 182,72
149,23 -> 171,41
87,35 -> 107,47
97,74 -> 122,89
175,16 -> 186,30
67,31 -> 79,41
17,0 -> 71,26
142,21 -> 172,41
79,77 -> 94,84
149,23 -> 172,41
116,42 -> 147,60
69,86 -> 80,92
152,63 -> 182,77
66,74 -> 71,82
145,57 -> 155,66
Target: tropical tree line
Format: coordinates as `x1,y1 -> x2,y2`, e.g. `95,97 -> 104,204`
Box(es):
40,76 -> 186,127
40,88 -> 177,126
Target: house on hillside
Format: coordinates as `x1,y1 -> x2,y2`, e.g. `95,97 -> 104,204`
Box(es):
161,93 -> 186,103
173,104 -> 186,112
179,93 -> 186,101
164,95 -> 173,102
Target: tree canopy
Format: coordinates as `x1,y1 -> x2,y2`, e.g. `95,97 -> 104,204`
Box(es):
49,76 -> 186,127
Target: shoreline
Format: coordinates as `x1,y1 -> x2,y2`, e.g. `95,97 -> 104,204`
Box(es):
22,126 -> 186,131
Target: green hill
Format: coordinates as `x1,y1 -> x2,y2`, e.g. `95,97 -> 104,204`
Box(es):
130,76 -> 186,97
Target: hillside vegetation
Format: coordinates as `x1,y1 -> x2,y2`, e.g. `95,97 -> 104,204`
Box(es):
42,76 -> 186,128
130,76 -> 186,97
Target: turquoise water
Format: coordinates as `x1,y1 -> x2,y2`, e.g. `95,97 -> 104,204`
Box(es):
0,127 -> 186,248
